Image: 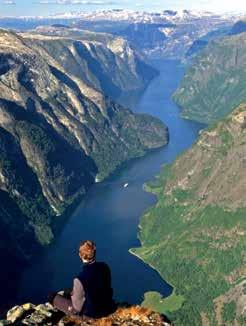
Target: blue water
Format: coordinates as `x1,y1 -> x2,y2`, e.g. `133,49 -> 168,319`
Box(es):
16,60 -> 204,306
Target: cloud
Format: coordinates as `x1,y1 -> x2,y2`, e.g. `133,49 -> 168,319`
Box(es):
2,0 -> 16,4
35,0 -> 119,5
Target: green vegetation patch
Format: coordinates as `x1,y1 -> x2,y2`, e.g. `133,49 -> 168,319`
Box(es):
218,128 -> 234,155
132,194 -> 246,325
144,164 -> 173,196
222,301 -> 237,324
173,33 -> 246,124
142,291 -> 185,315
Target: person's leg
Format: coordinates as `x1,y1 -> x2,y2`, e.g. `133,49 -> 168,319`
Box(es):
53,294 -> 78,315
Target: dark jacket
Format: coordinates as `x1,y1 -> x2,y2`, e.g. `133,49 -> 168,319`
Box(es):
77,261 -> 115,318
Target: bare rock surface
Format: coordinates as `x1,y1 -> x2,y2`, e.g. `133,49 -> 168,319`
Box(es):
1,303 -> 171,326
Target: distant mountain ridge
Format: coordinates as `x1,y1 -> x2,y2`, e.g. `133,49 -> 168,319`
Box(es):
185,19 -> 246,59
115,23 -> 172,50
71,9 -> 238,59
230,20 -> 246,35
174,31 -> 246,123
48,9 -> 237,23
185,26 -> 231,58
0,10 -> 238,60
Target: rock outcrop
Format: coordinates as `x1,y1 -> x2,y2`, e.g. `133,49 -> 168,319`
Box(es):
23,25 -> 158,108
0,303 -> 171,326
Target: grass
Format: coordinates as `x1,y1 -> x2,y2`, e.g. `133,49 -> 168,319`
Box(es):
222,301 -> 237,325
142,291 -> 185,315
133,196 -> 246,325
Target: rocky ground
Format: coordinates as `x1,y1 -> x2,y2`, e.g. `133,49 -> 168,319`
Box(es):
0,303 -> 171,326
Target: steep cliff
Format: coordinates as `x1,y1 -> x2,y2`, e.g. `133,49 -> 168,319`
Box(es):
132,104 -> 246,325
0,28 -> 168,288
173,32 -> 246,124
24,25 -> 158,107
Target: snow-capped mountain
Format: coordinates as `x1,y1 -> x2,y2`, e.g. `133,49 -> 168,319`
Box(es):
0,9 -> 243,59
62,9 -> 238,59
48,9 -> 239,23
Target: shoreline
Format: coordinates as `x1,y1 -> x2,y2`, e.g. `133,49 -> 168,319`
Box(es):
129,247 -> 175,298
129,175 -> 175,295
128,174 -> 176,303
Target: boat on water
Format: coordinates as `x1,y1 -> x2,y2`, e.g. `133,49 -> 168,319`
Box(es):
124,183 -> 129,188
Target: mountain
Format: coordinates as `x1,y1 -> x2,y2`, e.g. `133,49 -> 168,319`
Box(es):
185,19 -> 246,60
230,20 -> 246,35
185,25 -> 230,58
73,10 -> 236,59
52,9 -> 233,24
0,28 -> 168,297
24,25 -> 158,108
185,39 -> 209,58
0,10 -> 236,60
115,23 -> 174,50
173,32 -> 246,124
132,104 -> 246,325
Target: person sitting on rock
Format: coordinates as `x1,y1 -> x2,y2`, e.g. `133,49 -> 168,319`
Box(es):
50,240 -> 115,318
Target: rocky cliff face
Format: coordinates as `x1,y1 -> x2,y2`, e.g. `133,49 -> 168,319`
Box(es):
0,303 -> 171,326
116,23 -> 172,50
173,32 -> 246,124
24,25 -> 158,108
132,104 -> 246,325
0,28 -> 168,294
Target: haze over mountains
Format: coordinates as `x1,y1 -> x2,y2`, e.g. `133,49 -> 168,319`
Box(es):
0,9 -> 241,59
51,10 -> 244,60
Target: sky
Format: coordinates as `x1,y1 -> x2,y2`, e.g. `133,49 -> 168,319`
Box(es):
1,0 -> 246,17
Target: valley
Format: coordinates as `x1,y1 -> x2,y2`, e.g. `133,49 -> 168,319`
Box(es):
7,60 -> 204,314
0,7 -> 246,326
0,27 -> 168,310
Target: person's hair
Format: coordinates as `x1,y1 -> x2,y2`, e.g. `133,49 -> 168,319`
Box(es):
79,240 -> 96,262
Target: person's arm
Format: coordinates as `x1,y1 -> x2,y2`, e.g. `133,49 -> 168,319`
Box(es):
71,278 -> 85,313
